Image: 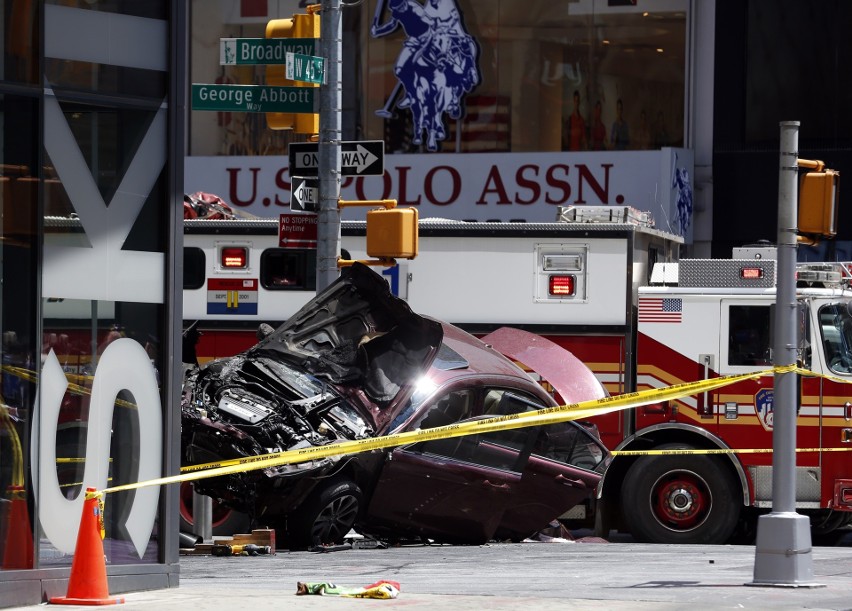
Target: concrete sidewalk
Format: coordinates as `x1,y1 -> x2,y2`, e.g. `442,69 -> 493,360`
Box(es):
16,541 -> 852,610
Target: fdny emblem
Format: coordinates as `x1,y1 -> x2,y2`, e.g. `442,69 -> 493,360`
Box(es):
754,388 -> 774,431
371,0 -> 481,152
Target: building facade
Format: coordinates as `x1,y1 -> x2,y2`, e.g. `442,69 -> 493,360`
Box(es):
186,0 -> 711,252
0,1 -> 184,607
185,0 -> 851,261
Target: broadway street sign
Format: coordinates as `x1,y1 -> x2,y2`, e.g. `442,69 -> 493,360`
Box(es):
288,141 -> 385,177
191,84 -> 317,113
220,38 -> 319,65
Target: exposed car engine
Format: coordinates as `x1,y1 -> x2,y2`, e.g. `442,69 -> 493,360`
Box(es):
181,353 -> 374,514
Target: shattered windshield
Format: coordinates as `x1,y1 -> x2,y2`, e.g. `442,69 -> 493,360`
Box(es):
819,302 -> 852,374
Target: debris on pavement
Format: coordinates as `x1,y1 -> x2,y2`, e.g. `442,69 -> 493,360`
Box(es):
344,531 -> 388,550
179,529 -> 276,556
296,580 -> 401,599
212,543 -> 272,556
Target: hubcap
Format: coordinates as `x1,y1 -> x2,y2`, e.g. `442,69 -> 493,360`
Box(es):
650,469 -> 712,532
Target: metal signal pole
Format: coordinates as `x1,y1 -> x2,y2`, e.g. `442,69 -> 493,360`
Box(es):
317,0 -> 342,292
749,121 -> 820,588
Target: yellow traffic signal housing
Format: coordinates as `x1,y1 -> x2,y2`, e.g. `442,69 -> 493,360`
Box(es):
798,168 -> 839,238
366,208 -> 419,259
265,12 -> 320,134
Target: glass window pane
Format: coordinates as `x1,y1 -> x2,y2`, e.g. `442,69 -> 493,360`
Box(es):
728,305 -> 772,367
188,0 -> 687,156
260,248 -> 317,291
183,247 -> 206,290
362,0 -> 687,153
0,94 -> 39,571
3,0 -> 40,85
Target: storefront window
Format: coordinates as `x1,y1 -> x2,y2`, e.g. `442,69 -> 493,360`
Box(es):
0,94 -> 39,571
362,0 -> 687,153
38,298 -> 163,565
39,95 -> 167,565
35,0 -> 171,568
189,0 -> 687,156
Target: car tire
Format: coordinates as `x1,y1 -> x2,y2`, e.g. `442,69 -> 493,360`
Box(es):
288,479 -> 362,549
621,446 -> 740,544
179,481 -> 251,537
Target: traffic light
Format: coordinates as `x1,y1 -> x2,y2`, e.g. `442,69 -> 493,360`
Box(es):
366,208 -> 419,259
798,167 -> 839,238
265,12 -> 319,134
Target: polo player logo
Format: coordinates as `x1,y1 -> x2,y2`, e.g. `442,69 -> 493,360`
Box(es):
672,152 -> 694,235
371,0 -> 481,151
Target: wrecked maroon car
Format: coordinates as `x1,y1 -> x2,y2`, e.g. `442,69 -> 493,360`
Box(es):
181,262 -> 610,548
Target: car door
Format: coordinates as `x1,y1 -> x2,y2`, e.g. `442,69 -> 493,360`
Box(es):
366,389 -> 529,544
478,388 -> 608,541
497,420 -> 607,540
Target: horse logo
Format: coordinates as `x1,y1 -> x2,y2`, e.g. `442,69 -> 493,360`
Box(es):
671,152 -> 693,235
371,0 -> 481,151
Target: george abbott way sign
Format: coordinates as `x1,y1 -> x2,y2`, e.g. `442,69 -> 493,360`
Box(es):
191,84 -> 317,113
288,140 -> 384,177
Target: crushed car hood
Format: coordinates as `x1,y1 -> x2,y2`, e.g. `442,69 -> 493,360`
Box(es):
250,262 -> 443,416
481,327 -> 607,404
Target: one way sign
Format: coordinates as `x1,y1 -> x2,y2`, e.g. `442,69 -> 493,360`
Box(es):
288,140 -> 384,177
290,176 -> 319,212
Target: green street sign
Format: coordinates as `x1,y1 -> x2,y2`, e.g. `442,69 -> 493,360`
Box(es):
219,38 -> 319,65
286,52 -> 326,85
191,84 -> 318,113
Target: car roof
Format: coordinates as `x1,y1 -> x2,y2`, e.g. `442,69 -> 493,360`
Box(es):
427,320 -> 536,384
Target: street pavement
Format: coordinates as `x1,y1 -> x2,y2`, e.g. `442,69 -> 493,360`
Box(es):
15,535 -> 852,610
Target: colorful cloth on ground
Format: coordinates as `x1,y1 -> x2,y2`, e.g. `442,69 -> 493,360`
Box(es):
296,579 -> 401,599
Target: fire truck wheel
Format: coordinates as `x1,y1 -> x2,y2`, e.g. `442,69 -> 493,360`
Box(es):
621,450 -> 740,544
287,479 -> 362,549
179,481 -> 251,537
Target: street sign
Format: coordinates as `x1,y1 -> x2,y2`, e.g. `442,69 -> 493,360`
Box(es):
219,38 -> 319,65
290,177 -> 319,212
286,52 -> 326,85
191,84 -> 317,113
288,141 -> 385,177
279,214 -> 318,248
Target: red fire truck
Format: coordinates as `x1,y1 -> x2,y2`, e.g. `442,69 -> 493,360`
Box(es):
182,205 -> 852,544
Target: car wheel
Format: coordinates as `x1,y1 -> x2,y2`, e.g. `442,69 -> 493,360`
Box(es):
621,447 -> 740,544
179,481 -> 251,537
288,479 -> 362,549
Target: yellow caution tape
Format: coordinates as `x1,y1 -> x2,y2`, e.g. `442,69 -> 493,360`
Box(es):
100,366 -> 790,495
5,359 -> 849,497
612,447 -> 852,456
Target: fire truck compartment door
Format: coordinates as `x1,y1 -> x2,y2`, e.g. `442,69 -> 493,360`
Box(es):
480,327 -> 607,404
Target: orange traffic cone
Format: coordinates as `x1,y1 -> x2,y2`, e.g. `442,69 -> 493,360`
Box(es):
2,485 -> 33,569
49,488 -> 125,605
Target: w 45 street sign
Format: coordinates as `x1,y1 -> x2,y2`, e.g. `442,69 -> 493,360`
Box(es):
286,52 -> 326,85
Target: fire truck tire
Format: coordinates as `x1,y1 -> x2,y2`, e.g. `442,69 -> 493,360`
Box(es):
178,481 -> 251,537
287,479 -> 362,549
621,450 -> 740,544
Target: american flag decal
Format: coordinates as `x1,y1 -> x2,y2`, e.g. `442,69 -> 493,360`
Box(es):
638,297 -> 683,323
